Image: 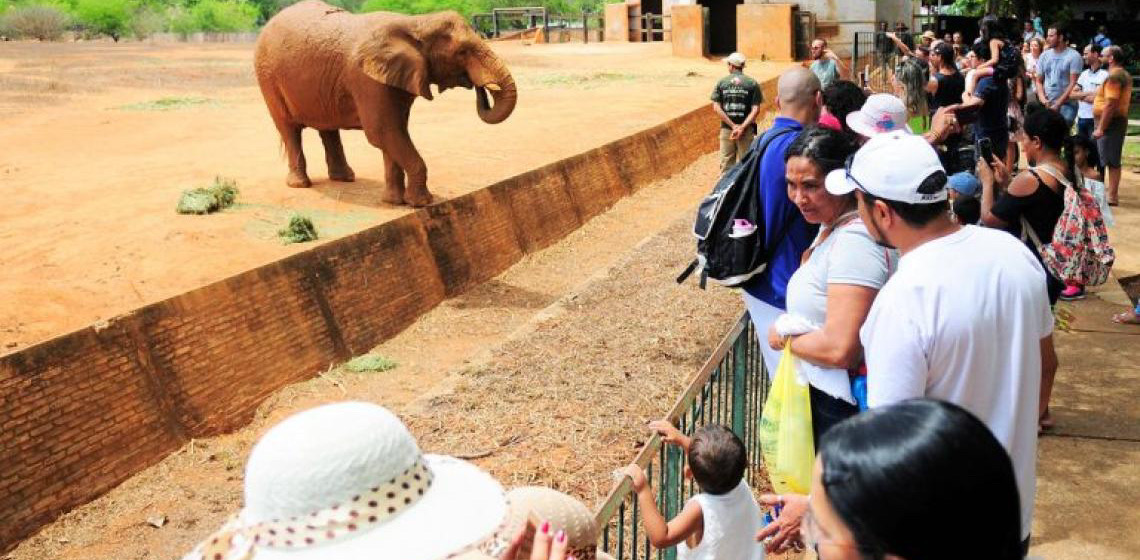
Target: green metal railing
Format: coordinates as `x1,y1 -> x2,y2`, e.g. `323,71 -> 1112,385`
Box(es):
593,313 -> 770,560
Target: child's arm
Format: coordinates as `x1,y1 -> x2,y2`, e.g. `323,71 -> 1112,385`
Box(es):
621,465 -> 704,548
1084,167 -> 1104,182
977,38 -> 1002,69
648,420 -> 692,452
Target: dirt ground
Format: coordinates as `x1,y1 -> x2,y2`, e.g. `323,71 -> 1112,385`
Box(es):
6,151 -> 764,560
0,40 -> 785,353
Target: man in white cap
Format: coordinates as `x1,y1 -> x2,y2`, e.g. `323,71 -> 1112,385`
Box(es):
759,132 -> 1053,554
711,52 -> 763,174
830,130 -> 1052,554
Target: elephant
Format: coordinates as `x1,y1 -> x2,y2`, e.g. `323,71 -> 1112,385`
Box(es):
254,0 -> 517,206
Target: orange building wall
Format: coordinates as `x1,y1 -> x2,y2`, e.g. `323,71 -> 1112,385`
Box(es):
736,4 -> 795,62
670,5 -> 705,58
604,3 -> 630,42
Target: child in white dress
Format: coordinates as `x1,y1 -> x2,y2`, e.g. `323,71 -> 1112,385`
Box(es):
622,423 -> 765,560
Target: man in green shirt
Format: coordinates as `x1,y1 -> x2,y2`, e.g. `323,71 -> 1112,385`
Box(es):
712,52 -> 763,174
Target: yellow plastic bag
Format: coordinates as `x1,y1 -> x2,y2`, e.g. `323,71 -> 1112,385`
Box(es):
758,346 -> 814,494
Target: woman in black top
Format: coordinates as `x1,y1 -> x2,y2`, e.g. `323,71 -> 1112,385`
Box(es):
977,107 -> 1069,434
928,42 -> 964,112
977,108 -> 1069,303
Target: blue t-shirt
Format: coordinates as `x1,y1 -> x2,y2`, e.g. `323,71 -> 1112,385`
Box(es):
975,76 -> 1009,137
1037,47 -> 1082,103
742,118 -> 818,308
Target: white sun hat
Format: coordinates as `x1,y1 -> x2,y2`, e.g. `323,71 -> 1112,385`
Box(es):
845,93 -> 911,138
183,401 -> 508,560
825,130 -> 947,204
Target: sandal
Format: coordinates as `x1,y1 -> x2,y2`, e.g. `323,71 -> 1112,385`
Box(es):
1112,310 -> 1140,325
1039,410 -> 1055,431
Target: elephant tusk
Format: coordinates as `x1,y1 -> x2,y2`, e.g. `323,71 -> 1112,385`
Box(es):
483,83 -> 502,92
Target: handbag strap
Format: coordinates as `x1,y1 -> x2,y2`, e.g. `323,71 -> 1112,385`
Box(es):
1020,215 -> 1046,250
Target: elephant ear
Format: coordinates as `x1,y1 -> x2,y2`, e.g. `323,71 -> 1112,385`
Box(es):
355,24 -> 433,100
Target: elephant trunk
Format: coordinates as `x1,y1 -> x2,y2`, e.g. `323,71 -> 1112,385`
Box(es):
473,45 -> 517,125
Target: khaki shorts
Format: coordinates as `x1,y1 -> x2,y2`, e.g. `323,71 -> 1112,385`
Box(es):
719,126 -> 757,174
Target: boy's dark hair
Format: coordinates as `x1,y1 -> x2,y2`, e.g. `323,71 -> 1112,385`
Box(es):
688,425 -> 747,495
861,171 -> 949,228
821,81 -> 868,136
952,196 -> 981,225
971,41 -> 991,61
1071,134 -> 1101,169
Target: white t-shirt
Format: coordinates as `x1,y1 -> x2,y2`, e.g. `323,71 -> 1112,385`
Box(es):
1077,67 -> 1108,119
859,226 -> 1053,540
785,220 -> 895,401
678,479 -> 765,560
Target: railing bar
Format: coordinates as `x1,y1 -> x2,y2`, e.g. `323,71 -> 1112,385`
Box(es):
618,501 -> 626,560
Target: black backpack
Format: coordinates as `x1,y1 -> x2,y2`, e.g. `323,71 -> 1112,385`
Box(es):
677,127 -> 795,289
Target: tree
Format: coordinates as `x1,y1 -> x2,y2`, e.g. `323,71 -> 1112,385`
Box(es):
2,2 -> 72,40
75,0 -> 137,40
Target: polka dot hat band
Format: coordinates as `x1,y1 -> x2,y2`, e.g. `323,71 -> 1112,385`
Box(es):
191,459 -> 434,560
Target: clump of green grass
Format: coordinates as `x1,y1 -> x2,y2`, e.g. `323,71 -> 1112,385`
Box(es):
118,96 -> 214,111
176,176 -> 239,215
278,214 -> 318,244
344,354 -> 397,373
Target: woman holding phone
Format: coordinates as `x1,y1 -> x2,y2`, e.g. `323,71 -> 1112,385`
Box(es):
976,107 -> 1068,432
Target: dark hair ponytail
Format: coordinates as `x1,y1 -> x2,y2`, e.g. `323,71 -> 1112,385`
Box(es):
1061,134 -> 1077,187
819,399 -> 1023,560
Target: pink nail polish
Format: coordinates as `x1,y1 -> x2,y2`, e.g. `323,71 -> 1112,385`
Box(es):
556,530 -> 566,543
540,521 -> 550,534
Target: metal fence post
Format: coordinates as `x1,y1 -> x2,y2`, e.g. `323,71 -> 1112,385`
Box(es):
663,444 -> 682,560
731,335 -> 747,438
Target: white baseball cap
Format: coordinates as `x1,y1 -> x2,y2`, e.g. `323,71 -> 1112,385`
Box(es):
825,130 -> 947,204
725,52 -> 746,67
845,94 -> 911,138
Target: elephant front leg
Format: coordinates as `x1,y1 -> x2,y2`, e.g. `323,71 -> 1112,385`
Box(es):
385,132 -> 430,207
319,129 -> 355,182
381,152 -> 405,205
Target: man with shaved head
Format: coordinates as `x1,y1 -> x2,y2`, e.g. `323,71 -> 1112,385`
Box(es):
741,67 -> 823,376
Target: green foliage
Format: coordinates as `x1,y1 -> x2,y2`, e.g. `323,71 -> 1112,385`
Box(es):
119,96 -> 213,110
1,2 -> 72,40
278,214 -> 318,244
344,354 -> 398,372
75,0 -> 136,40
360,0 -> 602,18
128,3 -> 164,38
176,176 -> 239,214
171,0 -> 256,34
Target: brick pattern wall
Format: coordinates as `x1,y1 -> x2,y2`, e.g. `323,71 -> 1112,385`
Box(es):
0,96 -> 772,551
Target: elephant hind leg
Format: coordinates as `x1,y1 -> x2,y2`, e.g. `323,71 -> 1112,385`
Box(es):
283,126 -> 311,188
319,129 -> 355,182
260,83 -> 311,188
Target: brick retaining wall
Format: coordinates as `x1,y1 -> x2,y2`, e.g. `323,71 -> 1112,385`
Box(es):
0,89 -> 775,550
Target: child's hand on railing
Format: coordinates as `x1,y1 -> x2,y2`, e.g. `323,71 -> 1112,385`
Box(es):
618,464 -> 649,492
647,420 -> 691,451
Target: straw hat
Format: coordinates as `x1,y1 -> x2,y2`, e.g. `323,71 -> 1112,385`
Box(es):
454,487 -> 615,560
182,402 -> 508,560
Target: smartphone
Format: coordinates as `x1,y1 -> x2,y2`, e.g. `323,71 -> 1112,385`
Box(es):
978,137 -> 995,163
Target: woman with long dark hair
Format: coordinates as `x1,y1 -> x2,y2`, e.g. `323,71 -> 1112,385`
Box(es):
977,107 -> 1067,431
804,399 -> 1024,560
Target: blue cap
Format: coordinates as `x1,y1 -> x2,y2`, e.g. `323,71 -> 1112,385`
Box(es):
947,171 -> 981,197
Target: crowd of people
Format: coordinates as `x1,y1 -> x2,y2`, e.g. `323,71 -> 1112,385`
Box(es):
170,15 -> 1134,560
704,11 -> 1134,559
